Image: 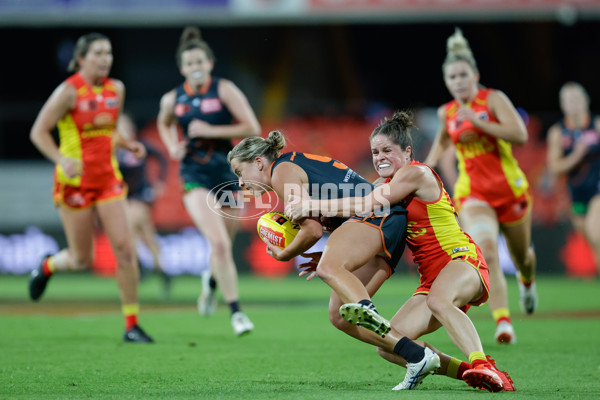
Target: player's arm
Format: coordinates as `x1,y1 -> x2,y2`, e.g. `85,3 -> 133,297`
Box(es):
157,90 -> 187,160
187,79 -> 261,140
267,162 -> 323,262
113,82 -> 146,159
546,123 -> 586,174
286,165 -> 425,220
424,106 -> 453,168
30,82 -> 81,177
464,89 -> 528,144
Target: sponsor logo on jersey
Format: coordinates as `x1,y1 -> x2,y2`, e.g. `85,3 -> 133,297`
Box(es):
174,103 -> 190,117
200,98 -> 222,114
105,97 -> 119,108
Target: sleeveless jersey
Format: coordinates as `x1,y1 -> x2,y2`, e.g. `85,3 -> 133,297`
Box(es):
559,115 -> 600,198
173,76 -> 234,152
400,161 -> 478,270
445,88 -> 528,207
56,72 -> 122,188
271,152 -> 374,199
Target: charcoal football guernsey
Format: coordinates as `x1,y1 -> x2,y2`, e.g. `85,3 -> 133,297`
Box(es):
445,88 -> 529,211
55,72 -> 122,188
173,77 -> 237,191
271,152 -> 408,270
558,115 -> 600,212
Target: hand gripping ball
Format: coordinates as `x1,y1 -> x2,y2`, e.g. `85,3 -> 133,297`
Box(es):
257,212 -> 300,249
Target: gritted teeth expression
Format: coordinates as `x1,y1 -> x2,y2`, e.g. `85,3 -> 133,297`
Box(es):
370,134 -> 410,178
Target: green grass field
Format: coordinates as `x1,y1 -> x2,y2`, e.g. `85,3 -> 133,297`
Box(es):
1,273 -> 599,399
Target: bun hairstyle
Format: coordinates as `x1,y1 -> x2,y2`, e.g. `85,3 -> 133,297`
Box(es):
370,111 -> 417,159
176,26 -> 215,67
67,32 -> 110,72
228,130 -> 286,165
442,27 -> 478,74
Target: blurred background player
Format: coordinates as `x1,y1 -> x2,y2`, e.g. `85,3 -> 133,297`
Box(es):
425,28 -> 537,345
116,113 -> 171,298
28,32 -> 153,343
547,82 -> 600,275
157,27 -> 261,335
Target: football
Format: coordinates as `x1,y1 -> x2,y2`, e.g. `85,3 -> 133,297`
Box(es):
257,212 -> 300,249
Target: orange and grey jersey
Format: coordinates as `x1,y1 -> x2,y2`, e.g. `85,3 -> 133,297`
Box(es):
445,88 -> 528,208
402,161 -> 479,271
56,72 -> 122,188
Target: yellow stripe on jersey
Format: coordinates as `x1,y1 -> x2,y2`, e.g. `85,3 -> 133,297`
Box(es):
110,141 -> 123,181
56,114 -> 82,186
426,199 -> 477,258
454,150 -> 471,201
497,139 -> 529,197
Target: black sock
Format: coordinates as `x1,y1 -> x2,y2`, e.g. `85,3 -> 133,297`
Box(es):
229,301 -> 240,315
393,337 -> 425,363
209,276 -> 217,290
358,299 -> 378,313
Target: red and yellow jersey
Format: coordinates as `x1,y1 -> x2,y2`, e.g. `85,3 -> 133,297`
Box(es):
56,72 -> 122,188
402,161 -> 479,273
445,88 -> 528,208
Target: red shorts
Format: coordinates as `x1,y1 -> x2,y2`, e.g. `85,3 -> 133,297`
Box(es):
53,179 -> 126,209
413,246 -> 490,311
455,188 -> 532,225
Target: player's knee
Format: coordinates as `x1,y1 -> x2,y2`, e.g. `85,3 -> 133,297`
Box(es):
328,310 -> 347,331
112,242 -> 134,265
425,293 -> 448,317
210,239 -> 232,262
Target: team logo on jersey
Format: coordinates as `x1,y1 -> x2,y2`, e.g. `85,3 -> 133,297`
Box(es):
174,103 -> 190,117
200,98 -> 222,114
93,112 -> 115,127
105,97 -> 119,108
66,193 -> 85,207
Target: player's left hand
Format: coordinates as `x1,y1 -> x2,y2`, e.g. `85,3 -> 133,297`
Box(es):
298,252 -> 321,281
456,106 -> 478,124
266,242 -> 286,261
188,119 -> 214,138
128,140 -> 147,159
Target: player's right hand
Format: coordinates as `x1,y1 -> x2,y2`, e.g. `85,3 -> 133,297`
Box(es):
169,141 -> 187,160
58,156 -> 82,178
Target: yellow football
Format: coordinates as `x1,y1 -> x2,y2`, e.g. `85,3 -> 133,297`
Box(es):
257,212 -> 300,249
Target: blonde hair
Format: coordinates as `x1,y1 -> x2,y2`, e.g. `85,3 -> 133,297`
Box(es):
67,32 -> 110,72
370,111 -> 418,160
176,26 -> 215,67
227,130 -> 286,164
442,28 -> 478,74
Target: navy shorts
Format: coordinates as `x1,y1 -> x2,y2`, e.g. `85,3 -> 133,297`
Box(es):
180,148 -> 239,193
348,204 -> 408,272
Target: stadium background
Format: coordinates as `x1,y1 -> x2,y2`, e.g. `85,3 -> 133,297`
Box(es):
1,0 -> 599,278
